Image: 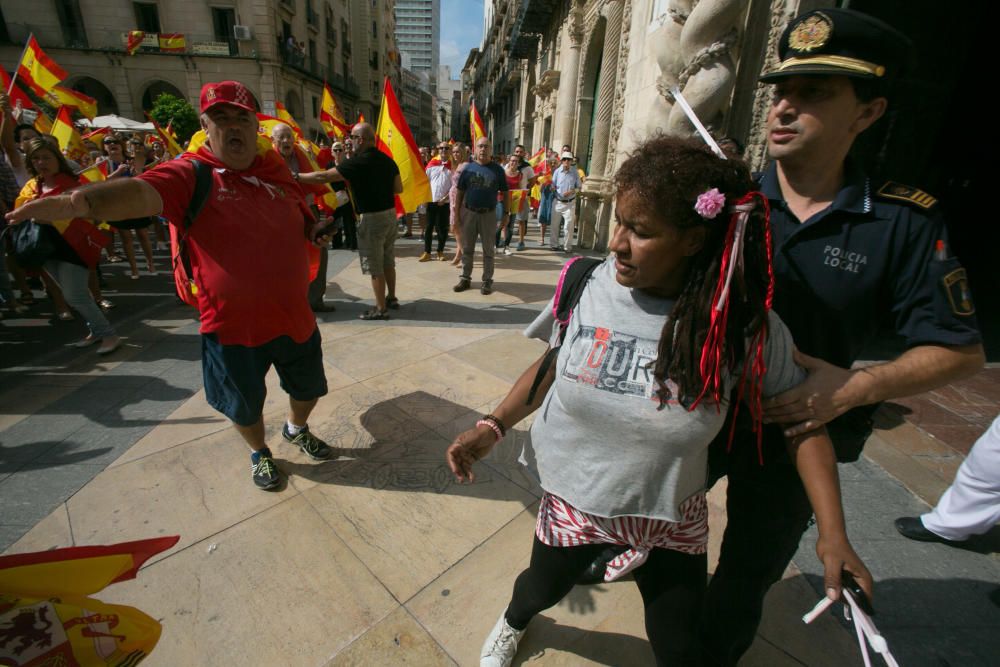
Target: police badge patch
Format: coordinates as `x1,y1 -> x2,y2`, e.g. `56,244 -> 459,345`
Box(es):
789,13 -> 833,52
942,268 -> 975,316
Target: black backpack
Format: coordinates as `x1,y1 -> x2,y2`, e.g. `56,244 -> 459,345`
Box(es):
526,256 -> 602,403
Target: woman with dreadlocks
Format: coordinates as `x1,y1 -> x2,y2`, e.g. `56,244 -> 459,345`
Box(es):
446,137 -> 872,666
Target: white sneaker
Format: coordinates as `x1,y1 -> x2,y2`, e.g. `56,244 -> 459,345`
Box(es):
480,612 -> 525,667
503,246 -> 513,255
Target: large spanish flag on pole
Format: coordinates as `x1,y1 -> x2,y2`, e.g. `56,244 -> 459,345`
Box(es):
375,77 -> 430,215
470,99 -> 486,146
320,83 -> 350,139
16,34 -> 68,97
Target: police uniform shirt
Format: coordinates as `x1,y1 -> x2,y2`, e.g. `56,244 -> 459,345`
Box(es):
760,160 -> 981,370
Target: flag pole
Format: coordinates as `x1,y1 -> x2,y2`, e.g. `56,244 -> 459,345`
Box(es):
1,34 -> 34,139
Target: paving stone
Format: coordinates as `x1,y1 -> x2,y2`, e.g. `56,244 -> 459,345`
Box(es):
0,463 -> 104,542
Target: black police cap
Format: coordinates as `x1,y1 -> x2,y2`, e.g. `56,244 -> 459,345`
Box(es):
760,9 -> 913,82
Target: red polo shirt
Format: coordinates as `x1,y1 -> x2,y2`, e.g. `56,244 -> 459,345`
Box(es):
139,158 -> 315,347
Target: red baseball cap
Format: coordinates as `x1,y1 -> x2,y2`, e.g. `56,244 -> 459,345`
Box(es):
199,81 -> 257,113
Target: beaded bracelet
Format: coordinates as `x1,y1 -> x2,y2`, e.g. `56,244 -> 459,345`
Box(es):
482,413 -> 507,437
476,419 -> 503,443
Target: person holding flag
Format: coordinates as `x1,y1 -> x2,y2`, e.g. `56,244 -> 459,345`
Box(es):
298,122 -> 403,320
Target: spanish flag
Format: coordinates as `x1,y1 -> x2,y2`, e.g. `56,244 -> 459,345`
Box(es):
0,67 -> 33,110
79,159 -> 109,184
528,147 -> 547,173
375,77 -> 430,214
470,99 -> 486,147
158,33 -> 186,52
320,83 -> 351,139
16,35 -> 67,97
83,126 -> 110,143
45,85 -> 98,120
275,101 -> 303,137
33,109 -> 52,134
144,112 -> 184,157
51,106 -> 88,161
126,30 -> 145,55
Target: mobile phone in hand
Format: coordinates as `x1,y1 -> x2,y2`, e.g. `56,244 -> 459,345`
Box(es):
842,572 -> 874,615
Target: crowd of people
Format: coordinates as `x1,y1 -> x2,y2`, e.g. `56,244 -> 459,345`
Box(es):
0,7 -> 992,667
0,100 -> 181,352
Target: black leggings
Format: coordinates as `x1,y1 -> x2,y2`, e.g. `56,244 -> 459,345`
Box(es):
423,202 -> 449,253
505,537 -> 706,666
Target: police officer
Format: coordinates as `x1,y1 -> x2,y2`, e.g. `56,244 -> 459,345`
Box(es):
700,9 -> 985,665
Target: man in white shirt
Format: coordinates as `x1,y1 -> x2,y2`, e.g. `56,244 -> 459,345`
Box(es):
420,142 -> 453,261
548,151 -> 582,252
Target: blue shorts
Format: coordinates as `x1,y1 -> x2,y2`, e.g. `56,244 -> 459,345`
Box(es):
202,328 -> 328,426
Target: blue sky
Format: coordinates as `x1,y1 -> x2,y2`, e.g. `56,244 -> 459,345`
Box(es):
439,0 -> 484,78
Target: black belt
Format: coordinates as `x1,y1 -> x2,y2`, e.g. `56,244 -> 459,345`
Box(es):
465,206 -> 492,213
557,197 -> 576,203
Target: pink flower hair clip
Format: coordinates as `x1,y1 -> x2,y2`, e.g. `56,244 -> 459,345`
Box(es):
694,187 -> 726,220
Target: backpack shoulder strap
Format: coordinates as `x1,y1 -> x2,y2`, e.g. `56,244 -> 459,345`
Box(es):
526,257 -> 602,404
183,159 -> 213,230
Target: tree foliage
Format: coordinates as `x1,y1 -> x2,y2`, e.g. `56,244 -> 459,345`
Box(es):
148,93 -> 199,143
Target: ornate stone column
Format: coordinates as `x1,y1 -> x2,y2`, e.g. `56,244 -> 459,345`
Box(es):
648,0 -> 746,137
578,0 -> 626,249
553,6 -> 585,149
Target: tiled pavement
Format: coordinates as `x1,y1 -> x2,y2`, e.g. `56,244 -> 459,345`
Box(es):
1,237 -> 997,665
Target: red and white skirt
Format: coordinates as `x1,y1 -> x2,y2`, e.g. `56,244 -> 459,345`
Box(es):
535,491 -> 708,582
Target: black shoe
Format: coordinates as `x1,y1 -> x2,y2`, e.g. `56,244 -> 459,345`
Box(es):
251,449 -> 280,490
454,278 -> 471,292
576,545 -> 630,585
311,302 -> 336,312
282,424 -> 333,460
894,517 -> 964,544
386,296 -> 400,310
481,281 -> 493,295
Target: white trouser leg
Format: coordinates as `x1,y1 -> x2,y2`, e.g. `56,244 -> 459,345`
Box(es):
922,413 -> 1000,540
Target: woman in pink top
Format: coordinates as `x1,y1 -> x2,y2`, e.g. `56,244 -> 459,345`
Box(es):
449,143 -> 469,266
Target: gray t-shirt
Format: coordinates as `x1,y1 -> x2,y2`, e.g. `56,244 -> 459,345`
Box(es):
522,257 -> 805,521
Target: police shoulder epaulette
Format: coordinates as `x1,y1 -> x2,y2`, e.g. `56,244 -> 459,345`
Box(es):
876,181 -> 938,210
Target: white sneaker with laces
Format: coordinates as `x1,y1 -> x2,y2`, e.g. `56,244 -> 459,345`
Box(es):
480,612 -> 525,667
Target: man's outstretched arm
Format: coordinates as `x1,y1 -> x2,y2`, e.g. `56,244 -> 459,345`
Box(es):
6,178 -> 163,224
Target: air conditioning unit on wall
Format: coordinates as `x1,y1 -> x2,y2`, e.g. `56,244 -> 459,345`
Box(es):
234,25 -> 252,41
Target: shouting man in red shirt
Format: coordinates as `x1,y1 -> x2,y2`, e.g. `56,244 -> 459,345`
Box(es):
7,81 -> 334,491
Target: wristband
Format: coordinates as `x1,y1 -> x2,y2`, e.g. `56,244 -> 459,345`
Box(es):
482,413 -> 507,436
476,419 -> 503,443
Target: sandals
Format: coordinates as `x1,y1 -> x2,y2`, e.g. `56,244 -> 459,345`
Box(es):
98,299 -> 116,311
18,292 -> 35,306
359,308 -> 389,321
386,297 -> 400,310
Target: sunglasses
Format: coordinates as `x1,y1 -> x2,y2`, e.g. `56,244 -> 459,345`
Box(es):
333,148 -> 344,152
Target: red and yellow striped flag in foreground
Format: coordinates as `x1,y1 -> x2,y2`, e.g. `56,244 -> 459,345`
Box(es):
470,99 -> 486,147
78,160 -> 109,183
17,35 -> 67,97
375,77 -> 430,214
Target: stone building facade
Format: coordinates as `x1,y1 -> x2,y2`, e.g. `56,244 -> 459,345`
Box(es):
0,0 -> 398,141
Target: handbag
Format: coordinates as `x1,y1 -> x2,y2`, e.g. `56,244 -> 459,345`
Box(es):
1,220 -> 58,267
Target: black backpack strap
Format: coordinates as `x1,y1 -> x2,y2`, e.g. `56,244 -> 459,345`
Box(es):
526,257 -> 602,404
174,159 -> 213,291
